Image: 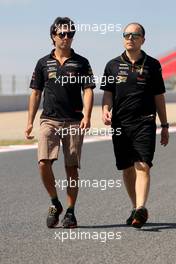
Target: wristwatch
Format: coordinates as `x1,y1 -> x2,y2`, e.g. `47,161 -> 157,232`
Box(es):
161,123 -> 169,128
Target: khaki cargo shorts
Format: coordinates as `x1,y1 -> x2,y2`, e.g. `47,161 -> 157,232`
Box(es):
38,119 -> 84,168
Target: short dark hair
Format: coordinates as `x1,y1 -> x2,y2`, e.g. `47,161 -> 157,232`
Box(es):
50,17 -> 76,45
124,22 -> 145,37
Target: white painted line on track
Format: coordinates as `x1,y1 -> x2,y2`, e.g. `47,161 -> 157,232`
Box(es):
0,127 -> 176,153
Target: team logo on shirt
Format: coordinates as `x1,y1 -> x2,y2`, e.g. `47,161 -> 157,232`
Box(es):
47,60 -> 57,73
119,63 -> 129,70
47,66 -> 57,72
65,62 -> 82,68
116,75 -> 127,84
135,66 -> 149,75
118,70 -> 128,76
48,72 -> 57,79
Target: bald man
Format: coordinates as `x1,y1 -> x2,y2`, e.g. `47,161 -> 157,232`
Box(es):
101,23 -> 169,228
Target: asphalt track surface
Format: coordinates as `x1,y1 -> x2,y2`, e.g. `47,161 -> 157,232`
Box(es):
0,134 -> 176,264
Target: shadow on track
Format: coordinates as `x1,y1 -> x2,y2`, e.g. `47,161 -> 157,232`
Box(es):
54,222 -> 176,232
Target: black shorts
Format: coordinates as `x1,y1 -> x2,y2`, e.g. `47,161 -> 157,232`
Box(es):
112,119 -> 156,170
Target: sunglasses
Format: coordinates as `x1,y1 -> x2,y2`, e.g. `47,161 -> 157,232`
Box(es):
123,32 -> 143,40
56,31 -> 75,39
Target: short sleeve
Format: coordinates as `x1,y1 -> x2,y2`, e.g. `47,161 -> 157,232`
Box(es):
100,62 -> 115,92
30,60 -> 44,91
152,61 -> 166,95
82,60 -> 96,90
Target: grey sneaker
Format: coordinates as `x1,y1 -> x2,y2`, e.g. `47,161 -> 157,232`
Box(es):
46,205 -> 63,228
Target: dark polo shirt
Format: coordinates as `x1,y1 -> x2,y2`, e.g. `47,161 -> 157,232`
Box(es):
100,50 -> 165,126
30,49 -> 95,121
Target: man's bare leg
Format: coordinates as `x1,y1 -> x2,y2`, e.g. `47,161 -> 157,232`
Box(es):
123,166 -> 136,208
39,159 -> 63,228
65,166 -> 79,208
39,160 -> 57,198
134,162 -> 150,209
61,166 -> 79,228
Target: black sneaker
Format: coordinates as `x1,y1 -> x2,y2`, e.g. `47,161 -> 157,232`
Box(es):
61,210 -> 77,228
46,204 -> 63,228
126,209 -> 136,226
132,207 -> 148,228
